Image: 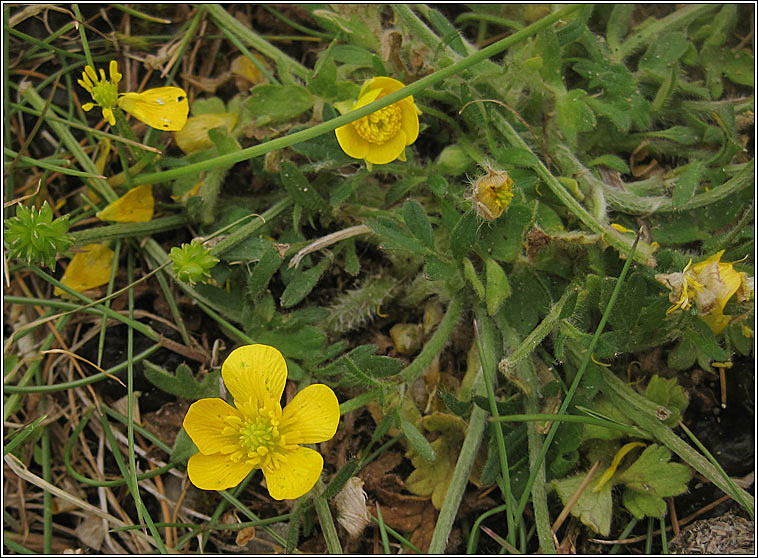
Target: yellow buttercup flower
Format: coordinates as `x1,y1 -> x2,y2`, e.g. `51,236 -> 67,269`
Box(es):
183,344 -> 340,499
78,60 -> 122,126
335,76 -> 420,166
78,60 -> 189,131
96,185 -> 154,223
656,250 -> 754,334
54,243 -> 115,297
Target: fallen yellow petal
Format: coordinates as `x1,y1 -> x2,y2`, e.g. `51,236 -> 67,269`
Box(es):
54,244 -> 115,297
593,441 -> 645,492
96,185 -> 154,223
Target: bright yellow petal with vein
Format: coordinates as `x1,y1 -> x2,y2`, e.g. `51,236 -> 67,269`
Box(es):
96,185 -> 154,223
183,398 -> 242,455
222,344 -> 287,407
187,452 -> 253,491
335,121 -> 369,159
281,384 -> 340,444
367,76 -> 406,97
365,130 -> 407,164
55,244 -> 115,296
399,99 -> 420,144
118,87 -> 189,131
262,445 -> 323,500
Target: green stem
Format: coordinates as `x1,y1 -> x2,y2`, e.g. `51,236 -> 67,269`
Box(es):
401,296 -> 463,382
19,81 -> 117,203
474,311 -> 517,545
428,353 -> 489,552
132,5 -> 582,186
493,414 -> 647,437
488,111 -> 656,267
601,369 -> 754,518
313,480 -> 342,553
516,357 -> 555,553
554,145 -> 754,215
4,147 -> 105,178
209,196 -> 293,256
71,4 -> 94,68
338,387 -> 383,415
70,214 -> 190,244
515,233 -> 641,520
204,4 -> 310,81
3,343 -> 161,394
64,408 -> 175,487
498,284 -> 577,373
613,4 -> 719,62
4,314 -> 70,418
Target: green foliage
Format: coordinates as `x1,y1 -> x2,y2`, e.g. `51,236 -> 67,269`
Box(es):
644,375 -> 689,427
617,444 -> 692,519
245,84 -> 314,125
552,469 -> 613,536
143,361 -> 220,399
400,416 -> 436,462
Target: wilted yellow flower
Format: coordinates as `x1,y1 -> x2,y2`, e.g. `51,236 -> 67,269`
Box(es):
96,185 -> 154,223
78,60 -> 122,126
335,76 -> 420,166
182,344 -> 340,499
174,113 -> 238,154
656,250 -> 754,334
471,163 -> 514,221
54,243 -> 115,297
78,60 -> 189,131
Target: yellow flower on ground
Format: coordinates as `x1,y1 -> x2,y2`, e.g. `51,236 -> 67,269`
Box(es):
174,113 -> 239,154
335,76 -> 420,166
118,87 -> 189,131
656,250 -> 754,334
78,60 -> 122,126
182,344 -> 340,499
54,243 -> 115,297
96,185 -> 154,223
78,60 -> 189,131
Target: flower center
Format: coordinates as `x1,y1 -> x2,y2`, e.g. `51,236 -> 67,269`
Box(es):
238,415 -> 279,456
353,104 -> 402,144
222,400 -> 295,470
91,80 -> 119,109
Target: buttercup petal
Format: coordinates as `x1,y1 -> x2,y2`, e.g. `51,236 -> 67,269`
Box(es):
84,65 -> 98,82
399,100 -> 420,145
102,108 -> 116,126
352,87 -> 383,110
335,123 -> 370,160
187,452 -> 254,491
54,244 -> 114,296
366,76 -> 406,97
262,446 -> 323,500
183,398 -> 243,455
78,78 -> 93,93
365,130 -> 407,164
109,60 -> 122,85
96,184 -> 154,223
222,344 -> 288,407
281,384 -> 340,444
82,103 -> 95,112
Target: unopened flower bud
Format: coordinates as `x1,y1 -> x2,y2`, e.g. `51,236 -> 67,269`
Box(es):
169,240 -> 219,285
